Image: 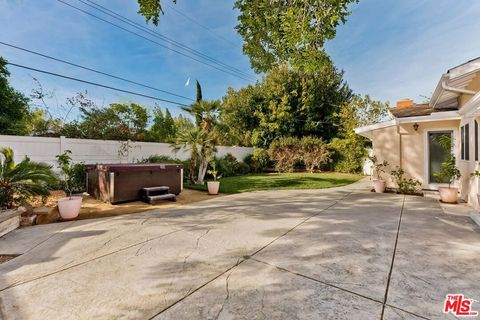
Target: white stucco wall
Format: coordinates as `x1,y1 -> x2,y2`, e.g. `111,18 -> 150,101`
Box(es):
0,135 -> 253,167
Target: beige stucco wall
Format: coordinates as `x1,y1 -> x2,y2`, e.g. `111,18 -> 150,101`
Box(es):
459,74 -> 480,106
370,120 -> 460,189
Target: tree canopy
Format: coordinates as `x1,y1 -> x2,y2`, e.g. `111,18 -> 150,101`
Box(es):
221,63 -> 352,148
137,0 -> 176,25
0,58 -> 31,135
234,0 -> 358,73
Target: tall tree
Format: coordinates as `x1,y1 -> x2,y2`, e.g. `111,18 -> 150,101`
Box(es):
330,95 -> 391,173
195,80 -> 202,103
235,0 -> 358,73
0,57 -> 31,135
221,63 -> 352,148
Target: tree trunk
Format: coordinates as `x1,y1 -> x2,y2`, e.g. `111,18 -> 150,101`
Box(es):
189,151 -> 196,183
197,157 -> 209,184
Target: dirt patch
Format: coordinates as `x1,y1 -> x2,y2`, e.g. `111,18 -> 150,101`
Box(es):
77,189 -> 222,220
0,254 -> 19,264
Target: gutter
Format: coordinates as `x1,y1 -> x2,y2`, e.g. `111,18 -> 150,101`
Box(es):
441,78 -> 476,95
431,74 -> 476,108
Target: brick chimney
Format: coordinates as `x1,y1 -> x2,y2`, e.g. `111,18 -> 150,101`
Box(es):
396,98 -> 414,108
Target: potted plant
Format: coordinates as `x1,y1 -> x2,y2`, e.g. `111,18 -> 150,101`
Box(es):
206,160 -> 221,195
369,155 -> 389,193
434,135 -> 461,203
56,150 -> 83,220
0,147 -> 56,235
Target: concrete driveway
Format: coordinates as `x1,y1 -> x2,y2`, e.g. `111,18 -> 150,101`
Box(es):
0,180 -> 479,319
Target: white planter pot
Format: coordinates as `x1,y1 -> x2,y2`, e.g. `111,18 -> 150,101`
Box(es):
57,197 -> 83,220
438,187 -> 458,204
373,180 -> 386,193
207,181 -> 220,195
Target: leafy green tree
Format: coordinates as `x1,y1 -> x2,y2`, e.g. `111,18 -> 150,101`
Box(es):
329,95 -> 390,173
174,114 -> 194,133
0,58 -> 31,135
0,147 -> 57,209
221,63 -> 351,148
60,94 -> 149,141
29,109 -> 63,137
234,0 -> 358,73
148,107 -> 177,142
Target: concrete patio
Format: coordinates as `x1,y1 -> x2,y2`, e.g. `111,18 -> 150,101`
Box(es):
0,180 -> 479,319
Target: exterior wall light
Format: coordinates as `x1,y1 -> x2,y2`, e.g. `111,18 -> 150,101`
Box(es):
413,123 -> 419,131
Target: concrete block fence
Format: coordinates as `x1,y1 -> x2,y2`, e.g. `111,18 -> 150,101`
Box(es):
0,135 -> 253,167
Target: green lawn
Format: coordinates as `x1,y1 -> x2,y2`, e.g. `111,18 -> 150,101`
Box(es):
185,172 -> 363,194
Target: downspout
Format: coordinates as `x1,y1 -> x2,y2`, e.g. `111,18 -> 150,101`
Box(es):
396,125 -> 403,169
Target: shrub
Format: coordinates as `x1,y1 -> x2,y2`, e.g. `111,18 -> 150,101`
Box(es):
139,155 -> 182,164
269,137 -> 300,173
329,137 -> 367,173
217,153 -> 239,177
299,136 -> 331,173
237,162 -> 251,175
391,167 -> 421,195
244,148 -> 270,173
0,147 -> 57,209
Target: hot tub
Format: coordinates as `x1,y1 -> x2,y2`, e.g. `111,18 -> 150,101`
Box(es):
86,163 -> 183,204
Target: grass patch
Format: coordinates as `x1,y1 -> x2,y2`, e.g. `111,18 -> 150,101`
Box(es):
185,172 -> 363,194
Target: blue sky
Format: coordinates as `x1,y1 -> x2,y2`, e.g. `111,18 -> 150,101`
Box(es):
1,0 -> 480,121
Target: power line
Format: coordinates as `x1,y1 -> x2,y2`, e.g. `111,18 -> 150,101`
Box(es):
81,0 -> 254,79
56,0 -> 255,82
6,62 -> 189,107
166,3 -> 241,49
0,41 -> 194,102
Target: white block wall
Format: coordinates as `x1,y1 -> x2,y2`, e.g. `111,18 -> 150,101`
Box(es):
0,135 -> 253,167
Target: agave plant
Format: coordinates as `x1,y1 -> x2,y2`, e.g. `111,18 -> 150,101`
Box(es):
0,147 -> 57,209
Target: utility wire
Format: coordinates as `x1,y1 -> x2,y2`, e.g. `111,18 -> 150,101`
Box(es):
6,62 -> 189,106
82,0 -> 254,79
0,41 -> 194,102
56,0 -> 255,82
166,3 -> 241,49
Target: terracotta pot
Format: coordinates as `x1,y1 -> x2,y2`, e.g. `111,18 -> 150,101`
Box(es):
57,197 -> 82,220
207,181 -> 220,195
373,180 -> 386,193
438,187 -> 458,204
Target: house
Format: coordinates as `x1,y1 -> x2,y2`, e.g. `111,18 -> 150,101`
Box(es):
355,57 -> 480,207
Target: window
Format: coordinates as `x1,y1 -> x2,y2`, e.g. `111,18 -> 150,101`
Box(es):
461,123 -> 470,160
476,120 -> 479,161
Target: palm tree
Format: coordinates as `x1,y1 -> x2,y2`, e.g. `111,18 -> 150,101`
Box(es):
172,128 -> 215,184
181,100 -> 221,133
0,147 -> 57,209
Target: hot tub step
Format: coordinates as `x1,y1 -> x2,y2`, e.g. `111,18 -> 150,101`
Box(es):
143,186 -> 170,195
145,193 -> 176,204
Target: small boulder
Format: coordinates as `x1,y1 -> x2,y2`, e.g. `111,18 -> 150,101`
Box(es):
20,214 -> 37,227
34,206 -> 60,224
